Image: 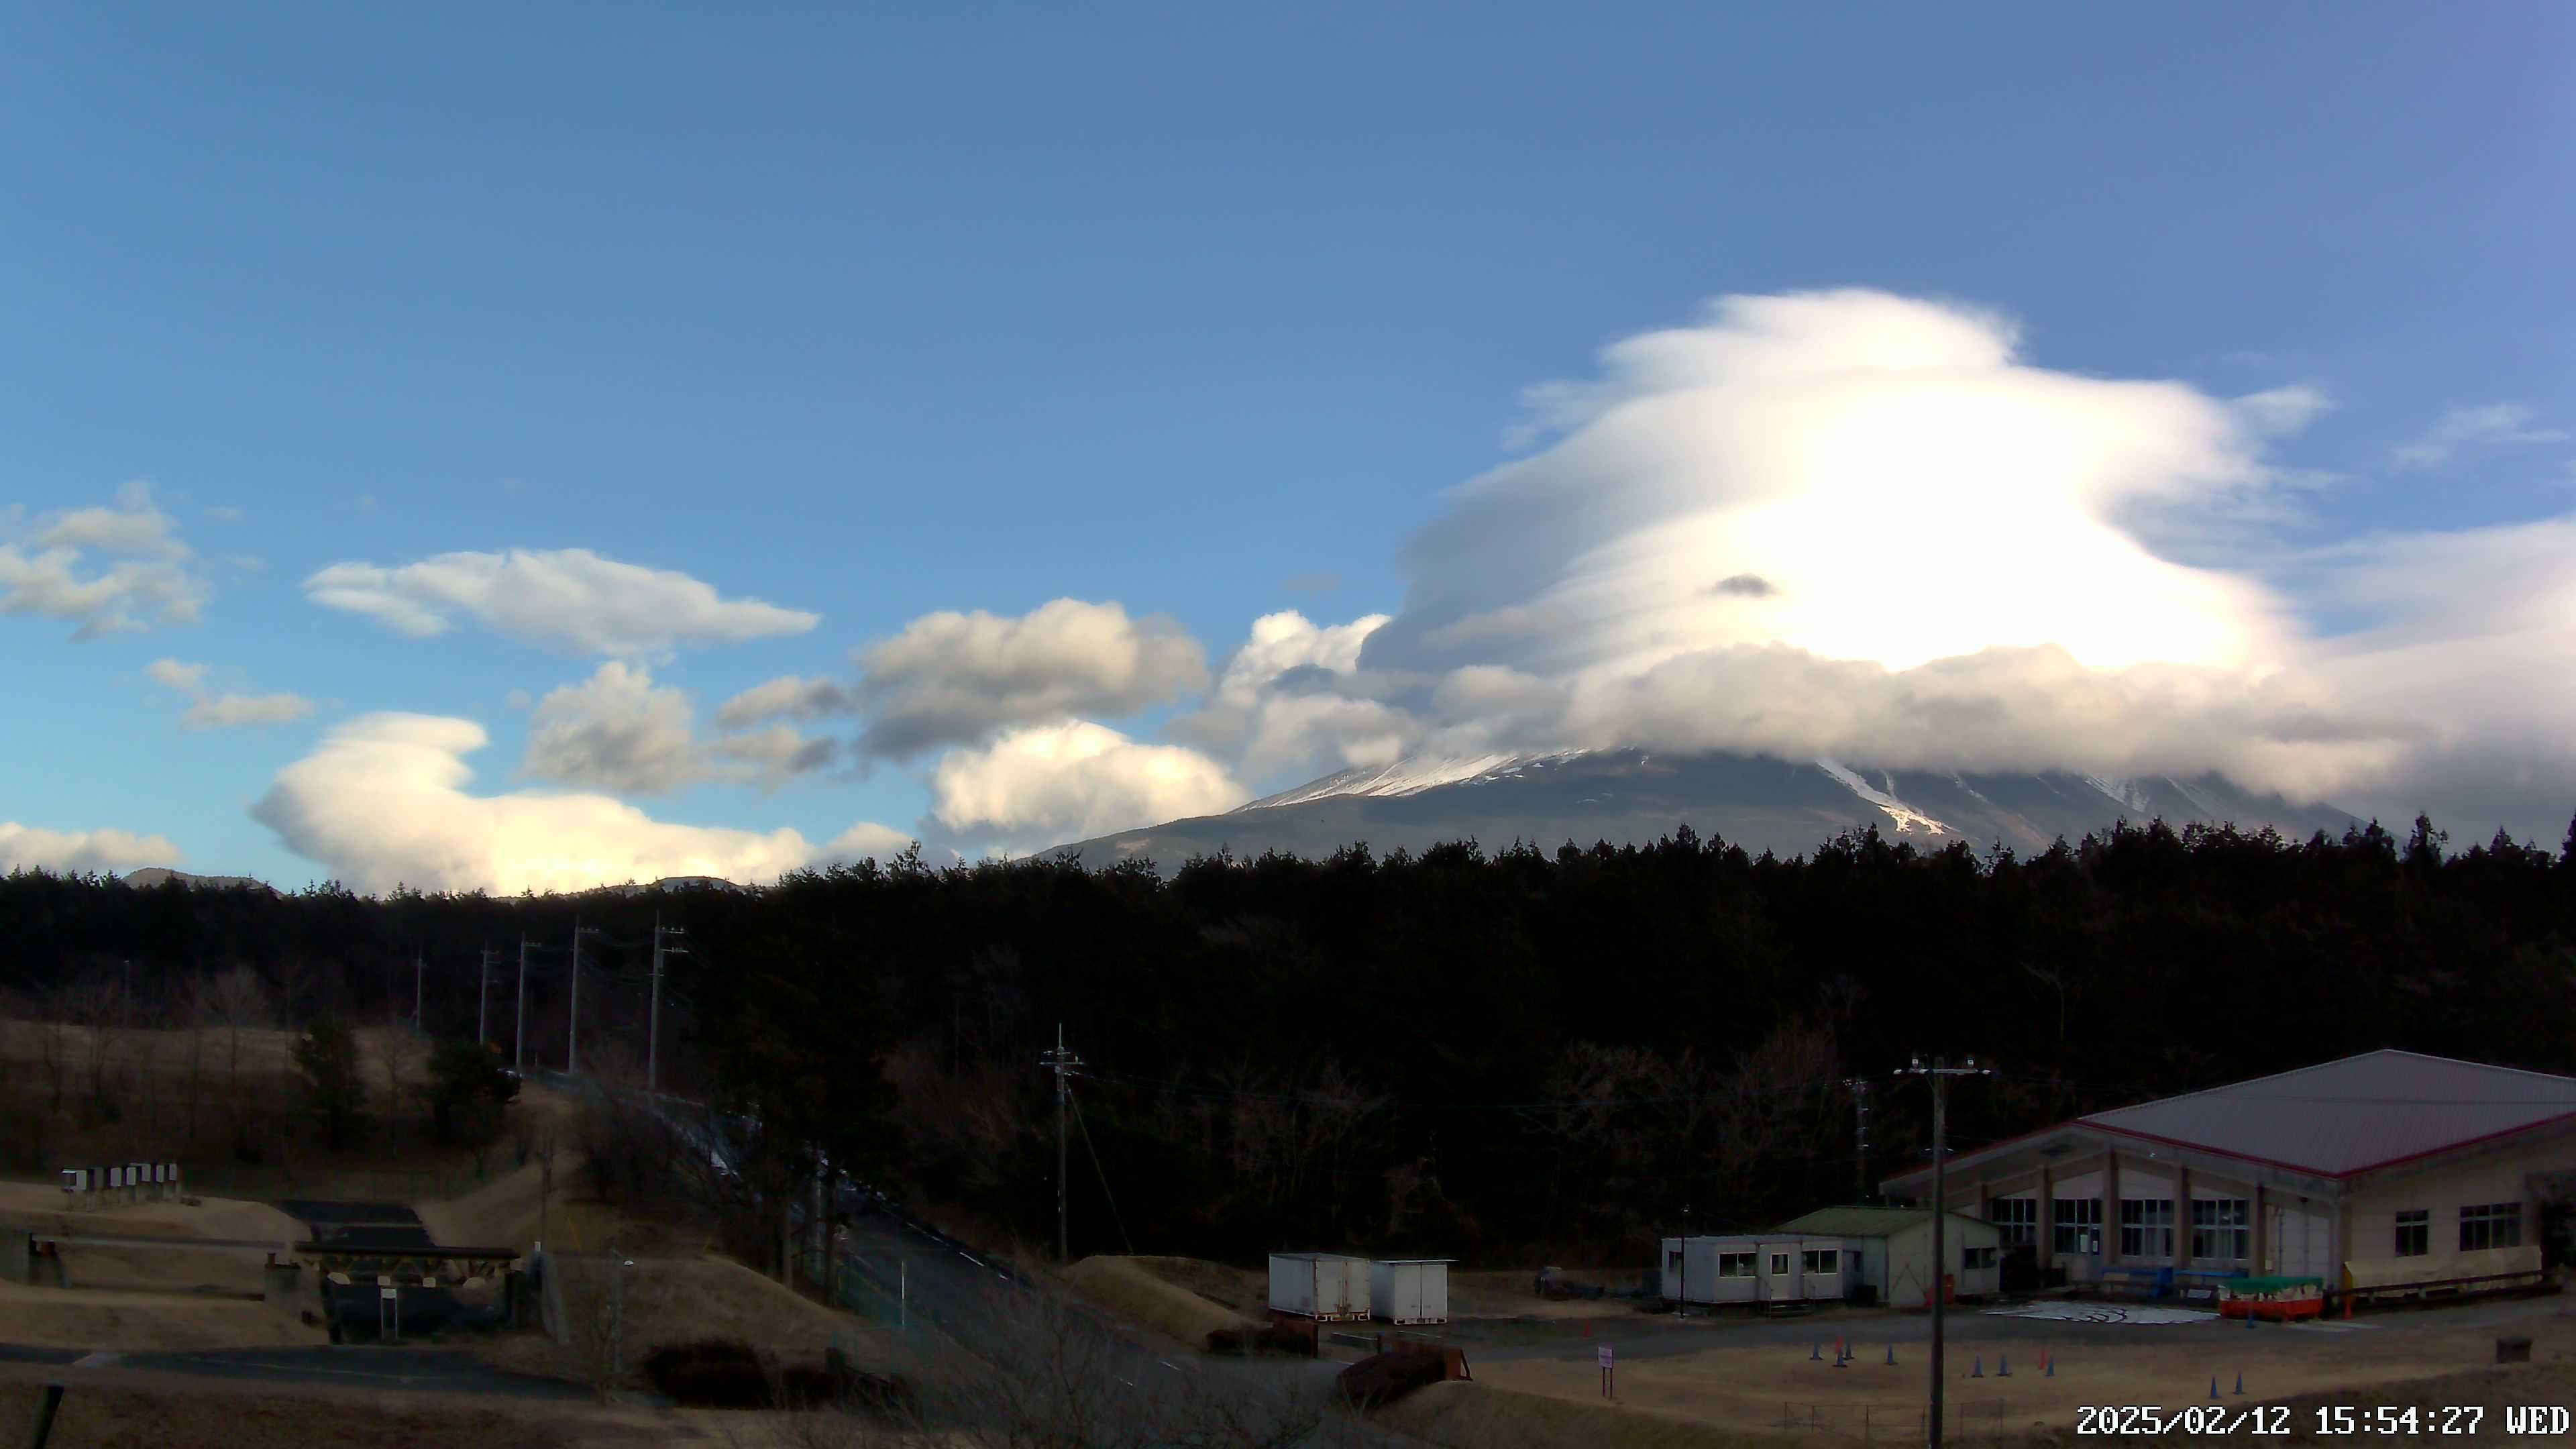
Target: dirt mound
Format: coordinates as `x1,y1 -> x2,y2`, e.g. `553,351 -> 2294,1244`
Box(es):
1063,1256 -> 1256,1349
415,1159 -> 561,1252
482,1252 -> 890,1393
1128,1254 -> 1267,1315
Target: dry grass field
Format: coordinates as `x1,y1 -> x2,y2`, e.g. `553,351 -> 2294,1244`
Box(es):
1463,1307 -> 2576,1442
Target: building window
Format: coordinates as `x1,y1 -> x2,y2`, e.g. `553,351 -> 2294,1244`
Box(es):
2191,1199 -> 2251,1261
1667,1248 -> 1683,1274
2053,1197 -> 2102,1254
2120,1199 -> 2176,1259
1717,1252 -> 1756,1278
1770,1252 -> 1790,1276
1803,1250 -> 1837,1274
1960,1246 -> 1997,1269
1990,1197 -> 2038,1247
2459,1203 -> 2521,1251
2394,1210 -> 2428,1257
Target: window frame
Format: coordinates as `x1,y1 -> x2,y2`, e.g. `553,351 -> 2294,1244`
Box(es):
2459,1202 -> 2520,1252
2394,1208 -> 2428,1258
2119,1197 -> 2176,1260
2052,1197 -> 2103,1255
2190,1199 -> 2251,1261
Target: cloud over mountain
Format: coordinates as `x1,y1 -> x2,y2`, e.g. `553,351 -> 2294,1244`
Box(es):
253,712 -> 904,894
928,720 -> 1246,845
303,548 -> 818,657
852,598 -> 1209,757
1,821 -> 181,874
519,662 -> 837,795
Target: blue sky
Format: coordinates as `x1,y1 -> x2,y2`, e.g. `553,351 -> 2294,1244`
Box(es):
5,3 -> 2571,890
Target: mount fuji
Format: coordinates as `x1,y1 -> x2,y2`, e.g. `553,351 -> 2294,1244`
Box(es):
1038,749 -> 2360,871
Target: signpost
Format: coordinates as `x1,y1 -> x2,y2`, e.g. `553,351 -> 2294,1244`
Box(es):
1598,1344 -> 1614,1399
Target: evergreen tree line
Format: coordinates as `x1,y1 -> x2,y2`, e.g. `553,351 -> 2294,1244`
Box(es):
3,812 -> 2573,1265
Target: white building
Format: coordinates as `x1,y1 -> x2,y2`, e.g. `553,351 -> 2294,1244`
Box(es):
1774,1206 -> 2003,1305
1658,1233 -> 1851,1306
1880,1051 -> 2569,1297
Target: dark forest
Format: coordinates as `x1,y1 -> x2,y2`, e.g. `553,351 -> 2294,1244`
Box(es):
5,814 -> 2573,1266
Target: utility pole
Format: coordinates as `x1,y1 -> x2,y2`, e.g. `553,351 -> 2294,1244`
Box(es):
1845,1077 -> 1872,1202
1899,1054 -> 1994,1449
650,914 -> 686,1096
478,947 -> 495,1048
569,916 -> 583,1075
1039,1024 -> 1083,1263
1676,1201 -> 1693,1318
515,936 -> 529,1073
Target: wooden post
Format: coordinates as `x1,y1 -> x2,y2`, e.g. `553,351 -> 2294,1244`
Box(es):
23,1383 -> 64,1449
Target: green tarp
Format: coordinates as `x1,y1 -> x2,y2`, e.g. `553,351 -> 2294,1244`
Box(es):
2219,1276 -> 2324,1296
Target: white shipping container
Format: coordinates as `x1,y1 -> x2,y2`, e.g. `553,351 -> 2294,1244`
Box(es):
1268,1253 -> 1369,1320
1368,1258 -> 1454,1325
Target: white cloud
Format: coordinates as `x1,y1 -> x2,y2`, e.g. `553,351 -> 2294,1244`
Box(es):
2234,384 -> 2333,437
929,720 -> 1247,844
1169,611 -> 1417,777
303,547 -> 818,657
854,598 -> 1209,757
520,662 -> 708,795
817,821 -> 914,867
2392,403 -> 2566,472
1,484 -> 205,638
518,663 -> 839,795
252,712 -> 904,894
183,693 -> 316,730
1127,288 -> 2576,839
146,658 -> 208,692
144,656 -> 314,731
1,822 -> 180,874
203,504 -> 246,523
714,674 -> 855,729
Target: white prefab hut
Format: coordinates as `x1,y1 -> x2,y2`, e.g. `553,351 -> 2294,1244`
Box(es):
1658,1235 -> 1850,1307
1774,1207 -> 2002,1306
1269,1253 -> 1369,1321
1368,1258 -> 1454,1325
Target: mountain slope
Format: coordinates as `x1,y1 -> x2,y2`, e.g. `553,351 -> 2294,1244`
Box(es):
1040,749 -> 2359,871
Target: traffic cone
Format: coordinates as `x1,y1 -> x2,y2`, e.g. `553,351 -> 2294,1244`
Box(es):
1998,1354 -> 2010,1377
1971,1356 -> 1983,1379
2234,1373 -> 2244,1395
2043,1355 -> 2055,1377
1811,1341 -> 1823,1361
1885,1344 -> 1896,1366
1581,1320 -> 1591,1338
2208,1377 -> 2220,1400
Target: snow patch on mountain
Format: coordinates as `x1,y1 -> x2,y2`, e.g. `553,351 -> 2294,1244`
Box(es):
1238,749 -> 1593,812
1816,759 -> 1955,836
2083,775 -> 2157,814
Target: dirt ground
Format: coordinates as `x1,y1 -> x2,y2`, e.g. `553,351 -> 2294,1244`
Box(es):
1450,1267 -> 1660,1321
1472,1307 -> 2576,1440
477,1251 -> 892,1393
0,1362 -> 755,1448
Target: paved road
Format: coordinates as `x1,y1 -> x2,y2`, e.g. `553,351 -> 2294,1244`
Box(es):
0,1342 -> 590,1399
1464,1293 -> 2574,1364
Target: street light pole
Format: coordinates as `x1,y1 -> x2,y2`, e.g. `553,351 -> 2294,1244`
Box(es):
1900,1054 -> 1995,1449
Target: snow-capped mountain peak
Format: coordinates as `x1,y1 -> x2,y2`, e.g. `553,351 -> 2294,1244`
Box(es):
1815,759 -> 1955,836
1236,749 -> 1593,812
